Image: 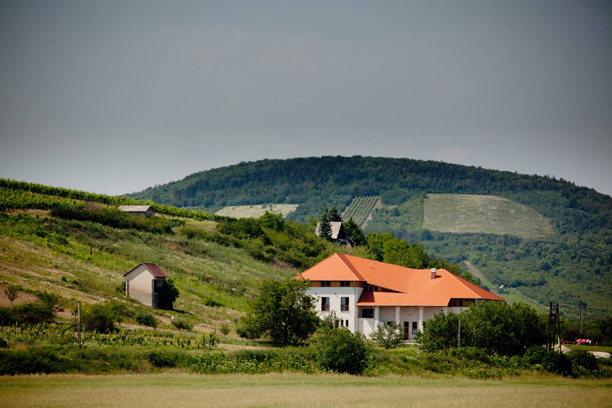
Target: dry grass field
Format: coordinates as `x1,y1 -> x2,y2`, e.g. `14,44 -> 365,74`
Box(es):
215,204 -> 299,219
1,373 -> 611,408
423,194 -> 554,240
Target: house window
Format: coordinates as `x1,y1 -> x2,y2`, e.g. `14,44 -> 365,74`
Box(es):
322,281 -> 331,287
340,281 -> 350,287
361,309 -> 373,318
321,297 -> 330,311
341,297 -> 349,312
345,320 -> 349,327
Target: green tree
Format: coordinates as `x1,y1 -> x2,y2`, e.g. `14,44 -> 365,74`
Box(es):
594,315 -> 612,346
12,302 -> 54,325
329,206 -> 342,222
416,311 -> 460,353
157,278 -> 179,310
236,279 -> 318,345
315,327 -> 370,374
371,321 -> 404,349
318,209 -> 333,241
418,302 -> 545,356
4,285 -> 19,308
82,303 -> 118,333
342,217 -> 366,246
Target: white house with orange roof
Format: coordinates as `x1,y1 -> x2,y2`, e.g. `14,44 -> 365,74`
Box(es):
294,253 -> 504,339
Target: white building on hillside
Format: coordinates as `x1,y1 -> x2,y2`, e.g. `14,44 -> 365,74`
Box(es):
294,254 -> 504,339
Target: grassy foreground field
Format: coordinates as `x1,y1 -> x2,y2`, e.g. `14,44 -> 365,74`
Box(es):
1,374 -> 611,408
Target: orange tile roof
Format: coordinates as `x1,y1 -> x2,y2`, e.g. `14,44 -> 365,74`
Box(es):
295,253 -> 504,306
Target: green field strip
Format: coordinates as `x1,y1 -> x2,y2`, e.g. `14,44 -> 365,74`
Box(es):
423,194 -> 554,240
215,204 -> 299,219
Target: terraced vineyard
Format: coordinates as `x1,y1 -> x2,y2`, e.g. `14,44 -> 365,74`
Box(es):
342,196 -> 380,226
423,194 -> 555,240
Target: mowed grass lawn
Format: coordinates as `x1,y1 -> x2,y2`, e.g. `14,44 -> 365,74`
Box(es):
1,374 -> 611,408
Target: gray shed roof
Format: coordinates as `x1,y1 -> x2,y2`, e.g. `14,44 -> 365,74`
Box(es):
314,221 -> 343,239
118,205 -> 152,213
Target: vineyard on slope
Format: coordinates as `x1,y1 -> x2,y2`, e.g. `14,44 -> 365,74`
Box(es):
342,196 -> 380,226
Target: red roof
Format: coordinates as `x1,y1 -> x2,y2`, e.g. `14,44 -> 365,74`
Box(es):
295,253 -> 504,307
124,262 -> 168,278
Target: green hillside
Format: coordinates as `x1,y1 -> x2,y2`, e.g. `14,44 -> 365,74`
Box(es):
128,156 -> 612,320
0,179 -> 480,333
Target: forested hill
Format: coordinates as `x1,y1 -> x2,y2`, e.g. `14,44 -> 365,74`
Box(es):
130,156 -> 610,233
130,156 -> 612,320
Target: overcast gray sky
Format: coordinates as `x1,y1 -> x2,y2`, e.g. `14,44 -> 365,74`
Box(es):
1,1 -> 611,196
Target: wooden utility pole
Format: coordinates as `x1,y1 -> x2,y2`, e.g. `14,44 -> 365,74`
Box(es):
579,300 -> 583,339
546,302 -> 561,352
77,301 -> 82,349
457,316 -> 461,348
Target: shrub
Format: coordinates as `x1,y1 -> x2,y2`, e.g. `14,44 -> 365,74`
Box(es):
315,328 -> 370,375
0,307 -> 15,327
147,349 -> 184,368
82,303 -> 117,333
220,323 -> 231,336
371,321 -> 404,349
567,350 -> 599,371
172,319 -> 193,331
13,302 -> 54,325
204,298 -> 222,308
0,347 -> 69,375
449,347 -> 490,363
522,346 -> 548,366
542,351 -> 573,377
135,310 -> 158,329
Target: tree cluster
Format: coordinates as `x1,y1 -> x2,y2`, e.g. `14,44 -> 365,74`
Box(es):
416,301 -> 546,356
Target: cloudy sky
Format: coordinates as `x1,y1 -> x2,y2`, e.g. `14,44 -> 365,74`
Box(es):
1,1 -> 611,196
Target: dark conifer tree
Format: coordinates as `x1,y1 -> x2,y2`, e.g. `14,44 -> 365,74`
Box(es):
318,208 -> 333,241
329,206 -> 342,222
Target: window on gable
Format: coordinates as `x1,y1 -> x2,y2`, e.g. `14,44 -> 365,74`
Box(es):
341,297 -> 349,312
321,297 -> 330,311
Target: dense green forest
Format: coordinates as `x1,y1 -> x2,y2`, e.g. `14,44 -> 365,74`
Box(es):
129,156 -> 612,320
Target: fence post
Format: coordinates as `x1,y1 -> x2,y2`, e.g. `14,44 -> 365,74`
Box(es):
457,316 -> 461,349
77,301 -> 81,348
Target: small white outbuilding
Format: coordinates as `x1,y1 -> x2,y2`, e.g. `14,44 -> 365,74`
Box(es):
123,263 -> 168,308
118,205 -> 154,218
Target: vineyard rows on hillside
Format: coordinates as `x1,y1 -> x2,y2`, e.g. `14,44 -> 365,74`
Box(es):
423,194 -> 555,240
0,179 -> 226,221
342,196 -> 380,226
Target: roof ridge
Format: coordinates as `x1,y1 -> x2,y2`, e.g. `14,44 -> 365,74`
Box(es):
443,270 -> 504,300
335,254 -> 366,281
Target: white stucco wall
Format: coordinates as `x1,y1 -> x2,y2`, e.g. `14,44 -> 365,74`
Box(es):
307,286 -> 363,332
308,286 -> 476,340
125,265 -> 154,307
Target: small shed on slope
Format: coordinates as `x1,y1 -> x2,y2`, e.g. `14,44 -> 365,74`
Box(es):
124,263 -> 168,308
118,205 -> 154,218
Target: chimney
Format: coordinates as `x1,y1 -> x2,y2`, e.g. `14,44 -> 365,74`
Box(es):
431,268 -> 436,279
